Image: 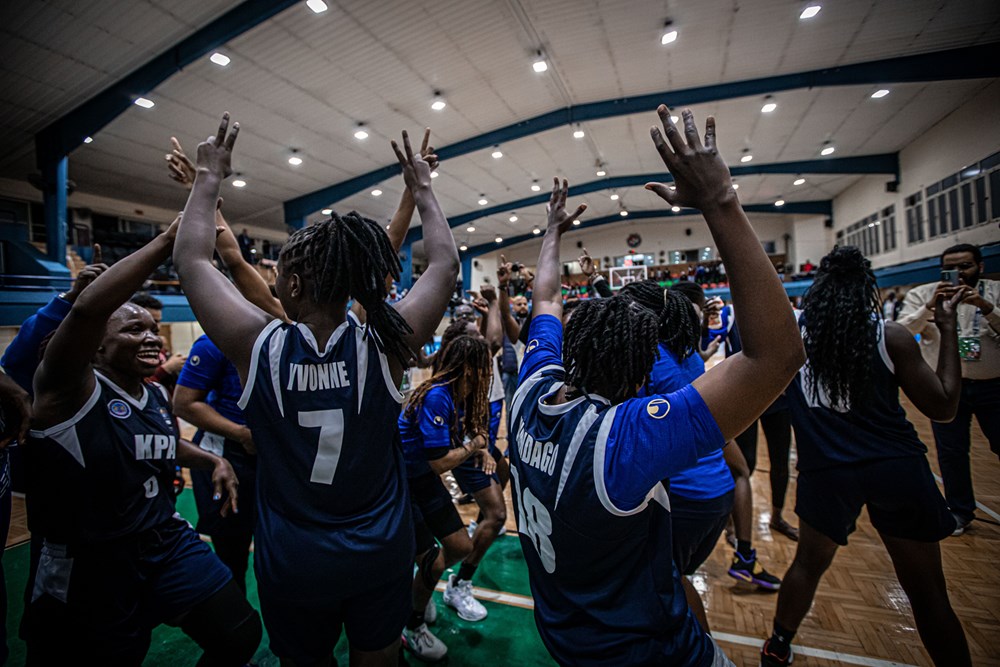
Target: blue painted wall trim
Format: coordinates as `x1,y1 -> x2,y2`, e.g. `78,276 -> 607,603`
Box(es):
461,255 -> 473,294
404,156 -> 884,244
0,291 -> 194,327
42,157 -> 68,264
34,0 -> 299,164
399,241 -> 413,290
285,42 -> 998,220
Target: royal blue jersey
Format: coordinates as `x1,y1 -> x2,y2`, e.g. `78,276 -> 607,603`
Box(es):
26,372 -> 179,545
643,344 -> 734,501
510,315 -> 724,666
177,335 -> 245,427
399,385 -> 456,478
238,318 -> 413,603
787,317 -> 927,471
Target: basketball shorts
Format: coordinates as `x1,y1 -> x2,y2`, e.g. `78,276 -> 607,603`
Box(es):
488,399 -> 503,454
670,490 -> 734,575
410,472 -> 466,554
191,437 -> 256,538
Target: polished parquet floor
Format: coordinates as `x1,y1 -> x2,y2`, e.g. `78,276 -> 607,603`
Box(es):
6,394 -> 999,666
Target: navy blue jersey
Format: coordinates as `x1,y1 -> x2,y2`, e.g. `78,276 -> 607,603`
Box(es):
399,385 -> 456,478
642,344 -> 733,501
238,318 -> 412,603
26,372 -> 179,545
510,315 -> 724,666
787,318 -> 927,471
177,335 -> 245,426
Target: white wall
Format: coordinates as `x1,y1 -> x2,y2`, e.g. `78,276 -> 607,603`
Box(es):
833,80 -> 1000,269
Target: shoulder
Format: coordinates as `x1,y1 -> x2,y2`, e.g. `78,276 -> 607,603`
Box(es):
883,320 -> 918,360
424,385 -> 454,410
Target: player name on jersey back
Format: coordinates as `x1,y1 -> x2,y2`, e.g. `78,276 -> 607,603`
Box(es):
514,426 -> 558,476
286,361 -> 352,391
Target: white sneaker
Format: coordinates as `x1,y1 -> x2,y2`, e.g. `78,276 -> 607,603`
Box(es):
424,596 -> 437,625
467,520 -> 477,539
403,623 -> 448,661
442,574 -> 488,622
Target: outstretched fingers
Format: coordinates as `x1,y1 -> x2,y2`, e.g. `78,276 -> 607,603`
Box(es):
401,130 -> 415,163
568,203 -> 587,221
657,104 -> 686,154
420,128 -> 431,155
704,116 -> 717,151
92,243 -> 102,265
645,181 -> 677,205
549,177 -> 561,209
224,122 -> 240,151
214,112 -> 230,147
390,140 -> 407,168
682,109 -> 702,150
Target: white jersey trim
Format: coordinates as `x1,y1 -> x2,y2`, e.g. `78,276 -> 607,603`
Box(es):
296,320 -> 350,357
876,319 -> 894,374
355,327 -> 370,413
237,319 -> 284,411
377,344 -> 404,404
554,404 -> 600,510
593,405 -> 670,516
510,364 -> 561,428
29,375 -> 102,439
268,326 -> 289,418
95,370 -> 149,410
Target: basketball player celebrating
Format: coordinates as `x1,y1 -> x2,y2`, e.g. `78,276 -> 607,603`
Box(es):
25,218 -> 261,665
173,114 -> 458,666
508,106 -> 803,666
761,246 -> 970,667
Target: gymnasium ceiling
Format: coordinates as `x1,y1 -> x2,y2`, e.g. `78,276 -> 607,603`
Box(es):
1,0 -> 999,249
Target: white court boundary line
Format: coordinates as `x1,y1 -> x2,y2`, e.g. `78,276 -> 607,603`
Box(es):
931,472 -> 1000,523
434,583 -> 916,667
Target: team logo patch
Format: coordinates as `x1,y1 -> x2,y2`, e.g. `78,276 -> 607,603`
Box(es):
526,339 -> 539,353
159,407 -> 174,428
189,355 -> 200,366
646,398 -> 671,419
433,415 -> 445,426
108,399 -> 132,419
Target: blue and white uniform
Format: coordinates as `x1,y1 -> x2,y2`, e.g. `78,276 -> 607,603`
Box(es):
509,315 -> 726,666
238,317 -> 412,659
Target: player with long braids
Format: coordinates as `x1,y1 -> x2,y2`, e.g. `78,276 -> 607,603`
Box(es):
508,106 -> 803,666
761,246 -> 970,667
173,114 -> 459,666
398,335 -> 493,660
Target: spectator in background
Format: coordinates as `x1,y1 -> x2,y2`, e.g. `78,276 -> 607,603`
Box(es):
801,259 -> 815,273
237,228 -> 254,264
883,291 -> 898,321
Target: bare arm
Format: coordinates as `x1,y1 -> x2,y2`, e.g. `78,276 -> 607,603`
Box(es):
496,257 -> 523,342
427,434 -> 486,475
172,385 -> 253,446
215,214 -> 286,322
176,439 -> 240,516
390,131 -> 460,378
533,179 -> 588,321
897,283 -> 946,335
644,106 -> 804,441
172,114 -> 272,381
480,285 -> 503,355
887,292 -> 963,421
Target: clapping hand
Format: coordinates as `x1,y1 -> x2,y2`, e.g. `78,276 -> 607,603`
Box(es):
645,106 -> 736,212
196,113 -> 240,180
546,178 -> 587,233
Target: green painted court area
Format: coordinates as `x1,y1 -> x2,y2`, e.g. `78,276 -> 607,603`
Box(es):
3,490 -> 556,666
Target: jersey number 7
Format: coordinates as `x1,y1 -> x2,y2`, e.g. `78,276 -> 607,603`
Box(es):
299,409 -> 345,485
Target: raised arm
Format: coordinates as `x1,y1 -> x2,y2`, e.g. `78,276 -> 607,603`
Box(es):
887,291 -> 964,421
214,214 -> 286,321
479,285 -> 503,355
172,114 -> 272,380
389,131 -> 460,372
645,106 -> 804,441
897,282 -> 946,335
496,258 -> 523,342
533,179 -> 588,321
579,248 -> 612,298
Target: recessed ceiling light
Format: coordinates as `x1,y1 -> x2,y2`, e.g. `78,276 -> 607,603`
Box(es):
460,244 -> 468,251
573,128 -> 585,139
495,236 -> 503,243
322,208 -> 332,215
210,52 -> 230,67
732,183 -> 740,190
533,51 -> 548,73
83,136 -> 93,144
761,98 -> 777,113
467,226 -> 476,232
491,148 -> 503,159
532,227 -> 541,235
610,193 -> 620,201
531,181 -> 541,192
793,177 -> 806,185
306,0 -> 328,13
596,169 -> 606,176
671,206 -> 681,213
232,179 -> 247,188
386,224 -> 391,230
799,5 -> 821,19
820,145 -> 835,156
740,154 -> 753,163
431,92 -> 446,111
430,170 -> 439,178
661,21 -> 678,45
134,97 -> 154,109
572,219 -> 581,226
620,210 -> 629,217
509,214 -> 518,222
288,155 -> 303,166
478,196 -> 488,206
775,199 -> 785,207
371,189 -> 382,197
354,125 -> 369,140
871,89 -> 890,99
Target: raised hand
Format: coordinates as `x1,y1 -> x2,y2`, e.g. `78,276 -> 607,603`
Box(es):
391,130 -> 432,192
578,248 -> 596,277
166,137 -> 197,189
64,243 -> 108,303
479,284 -> 497,303
934,288 -> 967,331
162,212 -> 182,242
645,106 -> 736,212
196,112 -> 240,180
497,254 -> 514,288
418,128 -> 439,172
546,178 -> 587,234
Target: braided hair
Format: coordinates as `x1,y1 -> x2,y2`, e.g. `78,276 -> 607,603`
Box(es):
801,245 -> 881,410
279,211 -> 413,364
432,319 -> 477,375
405,335 -> 492,441
562,295 -> 660,403
620,280 -> 700,361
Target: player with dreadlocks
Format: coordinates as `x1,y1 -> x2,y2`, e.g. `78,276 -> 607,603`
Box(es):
173,114 -> 459,666
397,334 -> 493,660
508,105 -> 803,666
761,246 -> 970,667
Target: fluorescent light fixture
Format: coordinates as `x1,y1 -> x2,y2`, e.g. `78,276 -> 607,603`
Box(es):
134,97 -> 154,108
492,148 -> 503,159
478,197 -> 488,206
793,178 -> 806,185
306,0 -> 328,13
371,189 -> 382,197
467,226 -> 476,232
232,179 -> 247,188
288,155 -> 303,166
799,5 -> 821,19
820,145 -> 835,156
596,169 -> 606,176
509,214 -> 518,222
871,89 -> 890,99
661,29 -> 678,45
495,236 -> 503,243
210,52 -> 230,66
761,101 -> 777,113
430,170 -> 439,178
322,209 -> 333,215
610,193 -> 620,201
775,199 -> 785,207
620,210 -> 629,217
532,227 -> 541,235
572,219 -> 581,226
740,154 -> 753,163
671,206 -> 681,213
573,128 -> 585,139
83,136 -> 93,144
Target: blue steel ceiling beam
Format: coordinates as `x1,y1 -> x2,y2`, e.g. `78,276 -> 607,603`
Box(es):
35,0 -> 300,165
285,42 -> 999,221
404,155 -> 888,244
